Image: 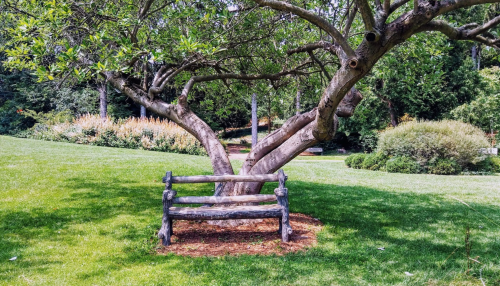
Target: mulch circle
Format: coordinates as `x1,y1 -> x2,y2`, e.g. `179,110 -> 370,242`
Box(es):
156,213 -> 323,257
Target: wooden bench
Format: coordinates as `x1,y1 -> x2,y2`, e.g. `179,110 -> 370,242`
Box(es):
306,147 -> 323,155
158,169 -> 292,246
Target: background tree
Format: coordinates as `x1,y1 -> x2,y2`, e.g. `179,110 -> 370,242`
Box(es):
3,0 -> 500,196
451,66 -> 500,139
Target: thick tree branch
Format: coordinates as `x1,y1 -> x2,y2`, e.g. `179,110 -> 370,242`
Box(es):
416,20 -> 500,48
105,72 -> 235,180
468,15 -> 500,37
149,59 -> 200,98
239,109 -> 317,176
383,0 -> 391,15
252,0 -> 356,59
356,0 -> 376,32
438,0 -> 500,15
389,0 -> 410,14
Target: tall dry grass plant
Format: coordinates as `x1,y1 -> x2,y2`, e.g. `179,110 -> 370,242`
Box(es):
26,114 -> 207,155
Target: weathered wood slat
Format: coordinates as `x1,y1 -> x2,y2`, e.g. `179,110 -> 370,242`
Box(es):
164,174 -> 280,184
173,194 -> 276,204
169,205 -> 282,220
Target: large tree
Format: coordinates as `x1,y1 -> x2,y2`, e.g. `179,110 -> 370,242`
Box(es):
3,0 -> 500,196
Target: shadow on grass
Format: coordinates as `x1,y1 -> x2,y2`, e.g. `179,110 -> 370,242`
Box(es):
1,178 -> 499,284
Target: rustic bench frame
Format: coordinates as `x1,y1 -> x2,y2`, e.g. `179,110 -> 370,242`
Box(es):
158,169 -> 292,246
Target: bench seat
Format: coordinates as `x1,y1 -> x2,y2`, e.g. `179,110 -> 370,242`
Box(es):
169,205 -> 283,220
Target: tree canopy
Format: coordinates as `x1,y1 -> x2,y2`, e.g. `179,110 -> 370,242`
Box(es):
2,0 -> 500,195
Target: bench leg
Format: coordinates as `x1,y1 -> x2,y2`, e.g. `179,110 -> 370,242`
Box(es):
278,217 -> 282,234
275,184 -> 292,243
159,190 -> 174,246
159,215 -> 172,246
281,210 -> 292,242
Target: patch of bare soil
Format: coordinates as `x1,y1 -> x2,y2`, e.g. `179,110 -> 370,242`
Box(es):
157,213 -> 323,257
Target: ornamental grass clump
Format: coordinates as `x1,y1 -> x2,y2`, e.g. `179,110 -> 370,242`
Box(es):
377,120 -> 489,168
27,114 -> 206,155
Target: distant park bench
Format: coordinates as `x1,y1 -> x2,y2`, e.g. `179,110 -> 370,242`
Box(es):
306,147 -> 323,155
158,170 -> 292,246
480,148 -> 498,155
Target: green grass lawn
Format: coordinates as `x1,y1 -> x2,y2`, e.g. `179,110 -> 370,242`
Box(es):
1,135 -> 499,285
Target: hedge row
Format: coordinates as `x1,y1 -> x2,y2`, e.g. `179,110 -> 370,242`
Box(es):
345,152 -> 500,175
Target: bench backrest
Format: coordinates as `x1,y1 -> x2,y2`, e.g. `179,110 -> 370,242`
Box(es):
162,169 -> 287,205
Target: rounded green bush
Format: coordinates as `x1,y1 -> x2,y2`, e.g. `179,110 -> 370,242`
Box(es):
467,156 -> 500,173
378,120 -> 489,168
351,154 -> 368,169
386,156 -> 422,174
492,156 -> 500,173
428,158 -> 462,175
345,154 -> 355,168
362,152 -> 389,171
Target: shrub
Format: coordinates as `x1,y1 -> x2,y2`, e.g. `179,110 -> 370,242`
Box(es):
428,158 -> 462,175
467,156 -> 500,173
492,157 -> 500,173
378,120 -> 489,168
350,154 -> 368,169
359,130 -> 378,153
386,156 -> 422,174
362,152 -> 389,171
345,154 -> 355,167
26,114 -> 207,155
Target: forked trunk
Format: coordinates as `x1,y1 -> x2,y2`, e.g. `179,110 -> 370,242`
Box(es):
106,70 -> 364,197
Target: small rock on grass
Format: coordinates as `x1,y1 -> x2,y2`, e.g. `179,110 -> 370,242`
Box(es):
9,257 -> 17,261
404,272 -> 414,276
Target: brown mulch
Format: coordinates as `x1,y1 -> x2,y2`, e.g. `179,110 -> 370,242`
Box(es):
156,213 -> 323,257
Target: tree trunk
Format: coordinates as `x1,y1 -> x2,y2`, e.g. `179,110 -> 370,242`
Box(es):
106,70 -> 366,197
388,101 -> 398,127
472,45 -> 481,70
98,82 -> 107,120
251,93 -> 258,147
